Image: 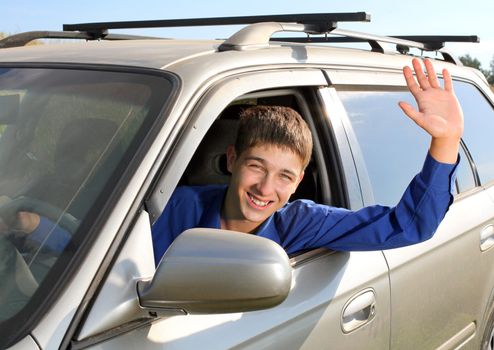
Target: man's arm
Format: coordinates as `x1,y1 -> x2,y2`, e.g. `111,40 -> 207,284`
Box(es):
280,59 -> 462,253
398,58 -> 464,164
13,211 -> 70,253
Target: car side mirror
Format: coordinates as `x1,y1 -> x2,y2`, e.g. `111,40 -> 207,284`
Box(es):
137,228 -> 292,314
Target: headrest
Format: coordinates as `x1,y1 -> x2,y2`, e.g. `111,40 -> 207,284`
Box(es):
185,118 -> 238,185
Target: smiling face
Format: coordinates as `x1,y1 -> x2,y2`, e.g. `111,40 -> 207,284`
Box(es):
221,143 -> 305,233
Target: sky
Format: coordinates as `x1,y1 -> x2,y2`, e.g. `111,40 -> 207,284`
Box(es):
2,0 -> 493,69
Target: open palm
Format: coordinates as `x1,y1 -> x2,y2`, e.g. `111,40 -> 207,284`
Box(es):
399,58 -> 464,163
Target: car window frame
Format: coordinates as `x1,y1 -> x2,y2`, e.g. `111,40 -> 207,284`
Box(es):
146,68 -> 329,223
63,68 -> 330,348
455,139 -> 480,195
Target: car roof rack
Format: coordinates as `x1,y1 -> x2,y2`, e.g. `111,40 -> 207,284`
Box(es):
270,35 -> 479,50
62,12 -> 370,32
219,23 -> 478,65
0,30 -> 161,49
3,13 -> 478,66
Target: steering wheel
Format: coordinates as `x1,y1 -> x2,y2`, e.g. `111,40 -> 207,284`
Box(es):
0,196 -> 79,234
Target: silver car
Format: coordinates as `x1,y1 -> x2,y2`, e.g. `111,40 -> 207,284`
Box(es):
1,12 -> 494,350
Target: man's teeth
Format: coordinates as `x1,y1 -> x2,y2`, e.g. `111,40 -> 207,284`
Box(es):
249,194 -> 269,207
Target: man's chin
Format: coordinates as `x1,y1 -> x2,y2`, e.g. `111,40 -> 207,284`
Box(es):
242,208 -> 275,224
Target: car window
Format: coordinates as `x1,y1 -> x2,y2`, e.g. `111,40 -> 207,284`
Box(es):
337,89 -> 429,206
0,67 -> 173,342
152,91 -> 329,263
453,81 -> 494,185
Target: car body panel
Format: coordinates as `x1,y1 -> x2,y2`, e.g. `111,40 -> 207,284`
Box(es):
322,67 -> 494,349
7,336 -> 39,350
80,250 -> 389,350
384,190 -> 494,349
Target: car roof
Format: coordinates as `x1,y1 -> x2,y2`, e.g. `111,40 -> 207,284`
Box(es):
0,39 -> 220,69
0,12 -> 483,86
0,38 -> 468,72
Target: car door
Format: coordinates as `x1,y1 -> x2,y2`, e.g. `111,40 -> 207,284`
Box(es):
69,68 -> 391,349
453,79 -> 494,348
324,67 -> 494,349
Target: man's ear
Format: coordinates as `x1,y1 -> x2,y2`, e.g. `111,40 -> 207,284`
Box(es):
226,145 -> 237,173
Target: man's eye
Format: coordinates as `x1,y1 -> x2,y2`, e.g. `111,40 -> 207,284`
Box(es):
280,174 -> 294,182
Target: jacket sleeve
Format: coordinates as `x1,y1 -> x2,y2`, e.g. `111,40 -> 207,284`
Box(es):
280,152 -> 458,251
28,216 -> 71,252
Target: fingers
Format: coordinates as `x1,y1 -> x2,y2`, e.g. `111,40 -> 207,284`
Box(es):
443,68 -> 453,91
424,59 -> 440,88
404,58 -> 443,92
403,65 -> 421,96
412,58 -> 430,90
398,101 -> 423,127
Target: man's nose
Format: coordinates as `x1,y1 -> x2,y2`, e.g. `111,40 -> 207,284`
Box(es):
256,174 -> 275,196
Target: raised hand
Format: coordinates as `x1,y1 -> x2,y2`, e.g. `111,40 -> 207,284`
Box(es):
399,58 -> 463,164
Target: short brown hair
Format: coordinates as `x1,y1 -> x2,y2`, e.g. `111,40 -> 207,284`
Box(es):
234,105 -> 313,168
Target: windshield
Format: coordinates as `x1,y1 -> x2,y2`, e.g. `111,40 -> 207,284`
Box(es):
0,67 -> 174,345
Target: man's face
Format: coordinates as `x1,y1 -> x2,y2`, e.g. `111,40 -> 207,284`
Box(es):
224,144 -> 305,232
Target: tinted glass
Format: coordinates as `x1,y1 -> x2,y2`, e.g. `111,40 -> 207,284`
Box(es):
453,81 -> 494,185
338,89 -> 430,206
0,67 -> 173,346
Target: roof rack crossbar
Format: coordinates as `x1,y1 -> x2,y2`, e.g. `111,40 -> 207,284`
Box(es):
63,12 -> 370,32
392,35 -> 479,50
270,35 -> 479,46
331,28 -> 427,51
268,34 -> 480,64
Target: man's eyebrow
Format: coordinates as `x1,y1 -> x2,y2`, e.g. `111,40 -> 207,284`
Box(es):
244,156 -> 265,163
244,156 -> 298,178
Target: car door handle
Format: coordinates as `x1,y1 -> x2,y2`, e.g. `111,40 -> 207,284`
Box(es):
341,289 -> 376,333
480,224 -> 494,251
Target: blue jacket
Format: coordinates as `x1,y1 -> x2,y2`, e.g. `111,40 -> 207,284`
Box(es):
152,153 -> 458,265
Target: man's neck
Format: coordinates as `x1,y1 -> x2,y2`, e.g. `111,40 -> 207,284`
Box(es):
220,187 -> 260,233
220,216 -> 260,234
220,193 -> 262,234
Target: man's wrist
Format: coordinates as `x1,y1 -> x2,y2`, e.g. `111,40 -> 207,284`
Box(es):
429,137 -> 461,164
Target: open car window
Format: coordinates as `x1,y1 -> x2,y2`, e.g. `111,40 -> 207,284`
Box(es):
179,92 -> 327,204
161,90 -> 336,261
0,66 -> 174,344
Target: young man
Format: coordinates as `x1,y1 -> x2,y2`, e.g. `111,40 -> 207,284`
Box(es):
153,57 -> 463,265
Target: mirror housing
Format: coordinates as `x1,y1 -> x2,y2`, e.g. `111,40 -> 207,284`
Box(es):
137,228 -> 292,314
